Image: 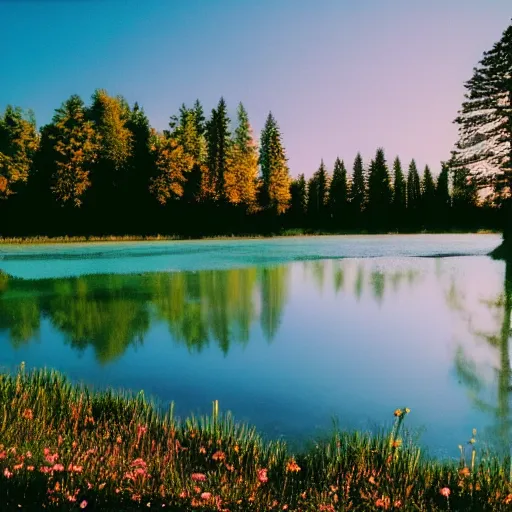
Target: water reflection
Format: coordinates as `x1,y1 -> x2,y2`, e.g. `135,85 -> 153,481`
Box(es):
449,260 -> 512,461
0,267 -> 291,362
2,256 -> 512,456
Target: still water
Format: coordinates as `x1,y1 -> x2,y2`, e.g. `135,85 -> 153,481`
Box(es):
0,234 -> 510,458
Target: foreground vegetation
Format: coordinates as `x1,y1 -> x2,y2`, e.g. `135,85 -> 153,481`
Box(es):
1,367 -> 512,511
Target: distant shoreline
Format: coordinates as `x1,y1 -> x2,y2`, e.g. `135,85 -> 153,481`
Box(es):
0,229 -> 501,245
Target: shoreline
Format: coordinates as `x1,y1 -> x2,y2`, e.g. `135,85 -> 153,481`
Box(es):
0,229 -> 501,245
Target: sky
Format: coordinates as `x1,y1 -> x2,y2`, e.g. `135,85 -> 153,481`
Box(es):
1,0 -> 510,178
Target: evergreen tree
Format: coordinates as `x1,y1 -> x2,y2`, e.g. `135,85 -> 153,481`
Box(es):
452,162 -> 478,228
289,173 -> 307,225
259,112 -> 291,215
328,157 -> 349,228
224,103 -> 258,209
306,160 -> 329,227
49,95 -> 99,208
349,152 -> 366,227
206,97 -> 231,201
0,106 -> 39,199
367,148 -> 392,230
391,156 -> 406,229
406,159 -> 421,213
436,162 -> 451,227
421,165 -> 436,227
452,21 -> 512,249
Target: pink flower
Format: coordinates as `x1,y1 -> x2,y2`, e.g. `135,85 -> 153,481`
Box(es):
201,492 -> 212,500
80,500 -> 88,509
440,487 -> 451,498
257,468 -> 268,483
191,473 -> 206,482
0,451 -> 6,460
3,468 -> 12,478
53,464 -> 65,471
131,458 -> 147,468
25,451 -> 32,458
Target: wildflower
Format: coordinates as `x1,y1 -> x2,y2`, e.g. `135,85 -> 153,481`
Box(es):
137,425 -> 148,436
257,468 -> 268,483
179,491 -> 188,499
99,483 -> 106,490
394,500 -> 402,508
27,466 -> 34,471
286,458 -> 301,473
505,494 -> 512,505
405,408 -> 411,414
116,436 -> 122,444
130,458 -> 147,468
376,497 -> 390,508
3,468 -> 13,478
53,464 -> 64,472
440,487 -> 451,498
25,451 -> 32,458
394,409 -> 402,417
22,408 -> 33,420
199,446 -> 206,454
459,467 -> 471,477
201,492 -> 212,500
392,439 -> 402,448
67,496 -> 77,503
0,451 -> 5,460
80,500 -> 88,509
13,463 -> 23,470
191,473 -> 207,481
212,451 -> 226,461
72,441 -> 78,449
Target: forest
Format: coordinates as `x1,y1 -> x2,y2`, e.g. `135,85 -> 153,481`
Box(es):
0,91 -> 500,239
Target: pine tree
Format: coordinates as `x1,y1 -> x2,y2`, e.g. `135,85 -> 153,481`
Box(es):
406,159 -> 421,210
259,112 -> 291,215
367,148 -> 392,230
349,152 -> 366,227
421,165 -> 436,227
49,95 -> 99,207
435,162 -> 451,229
328,157 -> 349,228
0,106 -> 39,199
452,21 -> 512,250
289,173 -> 307,225
224,103 -> 258,209
306,160 -> 329,227
453,21 -> 512,199
206,97 -> 231,201
391,156 -> 406,229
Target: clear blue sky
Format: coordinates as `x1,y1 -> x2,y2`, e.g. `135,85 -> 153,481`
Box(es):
1,0 -> 510,177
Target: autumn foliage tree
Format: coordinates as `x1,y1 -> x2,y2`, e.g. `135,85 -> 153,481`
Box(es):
49,95 -> 99,207
0,106 -> 39,199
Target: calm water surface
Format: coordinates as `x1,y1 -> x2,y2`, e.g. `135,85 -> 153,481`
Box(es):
0,234 -> 510,458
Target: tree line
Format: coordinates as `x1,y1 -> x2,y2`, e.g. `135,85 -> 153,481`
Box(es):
0,90 -> 498,238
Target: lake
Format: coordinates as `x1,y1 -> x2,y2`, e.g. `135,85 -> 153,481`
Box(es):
0,234 -> 510,458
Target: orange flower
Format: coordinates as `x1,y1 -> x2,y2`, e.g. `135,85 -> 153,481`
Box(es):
505,494 -> 512,505
79,501 -> 88,509
440,487 -> 451,498
22,409 -> 33,420
212,451 -> 226,461
392,439 -> 402,448
459,467 -> 471,477
191,473 -> 207,482
394,409 -> 402,417
200,492 -> 212,500
286,458 -> 301,473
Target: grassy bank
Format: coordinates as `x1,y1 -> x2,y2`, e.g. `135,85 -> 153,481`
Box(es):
1,367 -> 512,511
0,229 -> 501,245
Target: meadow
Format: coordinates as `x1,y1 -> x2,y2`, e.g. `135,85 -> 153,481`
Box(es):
1,365 -> 512,511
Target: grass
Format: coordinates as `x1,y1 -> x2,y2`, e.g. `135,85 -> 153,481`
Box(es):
0,229 -> 501,245
1,366 -> 512,511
